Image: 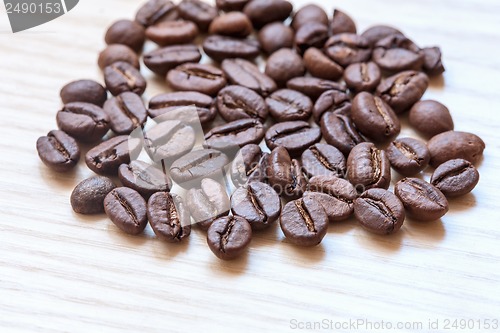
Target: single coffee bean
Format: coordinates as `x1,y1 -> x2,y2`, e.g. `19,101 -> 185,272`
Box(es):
291,4 -> 328,30
307,175 -> 358,222
294,22 -> 329,54
265,121 -> 321,157
98,44 -> 140,70
147,192 -> 192,242
266,89 -> 313,122
177,0 -> 218,31
267,146 -> 307,199
351,92 -> 401,143
324,33 -> 372,67
217,85 -> 268,122
167,63 -> 227,96
207,216 -> 252,260
105,19 -> 145,52
230,144 -> 269,186
145,20 -> 198,46
430,159 -> 480,197
143,44 -> 202,76
104,187 -> 148,235
394,178 -> 448,221
104,61 -> 147,96
287,77 -> 346,101
280,193 -> 328,246
243,0 -> 293,29
343,62 -> 381,93
376,70 -> 429,113
221,58 -> 277,97
209,12 -> 253,37
118,160 -> 171,199
265,48 -> 305,87
360,25 -> 403,47
231,181 -> 281,230
144,120 -> 195,162
320,113 -> 365,157
331,9 -> 357,34
409,100 -> 454,138
60,80 -> 107,107
257,22 -> 294,54
372,34 -> 424,73
103,92 -> 147,135
313,89 -> 351,123
170,149 -> 229,185
71,176 -> 116,214
303,47 -> 344,81
427,131 -> 485,167
203,35 -> 260,62
216,0 -> 249,11
204,119 -> 265,151
86,135 -> 141,175
36,130 -> 80,172
422,46 -> 445,76
386,137 -> 430,176
135,0 -> 178,27
354,188 -> 405,235
56,102 -> 110,143
347,142 -> 391,191
301,143 -> 346,178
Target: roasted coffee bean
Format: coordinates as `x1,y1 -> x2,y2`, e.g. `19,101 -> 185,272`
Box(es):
243,0 -> 293,29
409,100 -> 454,138
167,63 -> 227,96
186,178 -> 230,230
360,25 -> 403,47
221,58 -> 277,97
351,92 -> 400,143
307,175 -> 357,222
287,77 -> 346,101
291,4 -> 328,30
394,178 -> 448,221
231,181 -> 281,230
143,44 -> 202,76
144,120 -> 195,162
217,85 -> 268,122
266,89 -> 313,122
209,12 -> 253,37
104,187 -> 148,235
430,159 -> 480,197
354,188 -> 405,235
56,102 -> 110,143
347,142 -> 391,191
313,90 -> 351,123
267,146 -> 307,199
170,149 -> 229,185
118,161 -> 171,199
177,0 -> 218,31
386,137 -> 430,176
85,135 -> 141,175
104,61 -> 147,96
207,216 -> 252,260
294,22 -> 329,54
60,80 -> 107,107
204,119 -> 265,151
203,35 -> 260,62
422,46 -> 445,76
331,9 -> 357,34
343,62 -> 381,93
258,22 -> 294,54
145,20 -> 198,46
372,34 -> 424,73
324,33 -> 372,67
103,92 -> 147,135
427,131 -> 485,167
280,193 -> 328,246
216,0 -> 249,11
135,0 -> 178,27
71,176 -> 116,214
98,44 -> 140,70
303,47 -> 344,81
265,121 -> 321,157
230,144 -> 269,186
320,114 -> 364,157
376,70 -> 429,113
105,19 -> 145,52
301,143 -> 346,178
36,130 -> 80,172
147,192 -> 192,242
265,48 -> 305,87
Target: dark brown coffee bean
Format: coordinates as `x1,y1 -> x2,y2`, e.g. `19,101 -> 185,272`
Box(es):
135,0 -> 178,27
143,44 -> 202,76
170,149 -> 229,185
291,4 -> 328,30
207,216 -> 252,260
320,113 -> 365,157
265,48 -> 305,87
104,187 -> 148,235
217,85 -> 268,122
303,47 -> 344,81
104,61 -> 147,96
221,58 -> 277,97
118,161 -> 171,199
394,178 -> 448,221
267,146 -> 307,199
431,159 -> 480,197
347,142 -> 391,191
147,192 -> 192,242
331,9 -> 357,35
230,144 -> 269,186
71,176 -> 116,214
265,121 -> 321,157
257,22 -> 294,54
409,100 -> 454,138
243,0 -> 293,29
186,178 -> 230,230
216,0 -> 249,11
56,102 -> 110,143
313,89 -> 351,123
266,89 -> 312,122
144,120 -> 195,162
36,130 -> 80,172
231,182 -> 281,230
209,12 -> 253,37
324,33 -> 372,67
203,35 -> 260,62
422,46 -> 445,76
60,80 -> 107,107
354,188 -> 405,234
372,34 -> 424,73
427,131 -> 485,167
301,143 -> 346,178
351,92 -> 400,143
280,193 -> 328,246
204,119 -> 265,151
287,77 -> 346,101
86,135 -> 141,175
177,0 -> 218,31
376,70 -> 429,113
105,19 -> 145,52
343,62 -> 381,93
294,22 -> 329,54
386,137 -> 430,176
145,20 -> 198,46
167,63 -> 227,96
103,92 -> 147,135
360,25 -> 403,47
98,44 -> 140,70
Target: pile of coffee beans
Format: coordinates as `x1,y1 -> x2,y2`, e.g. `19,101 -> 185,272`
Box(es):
36,0 -> 486,260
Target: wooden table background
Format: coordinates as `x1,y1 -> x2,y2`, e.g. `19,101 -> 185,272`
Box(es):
1,0 -> 500,332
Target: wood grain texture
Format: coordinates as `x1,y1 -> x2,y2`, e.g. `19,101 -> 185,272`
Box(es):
1,0 -> 500,332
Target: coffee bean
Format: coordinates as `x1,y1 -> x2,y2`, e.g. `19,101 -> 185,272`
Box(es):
265,121 -> 321,157
135,0 -> 178,27
427,131 -> 485,167
267,146 -> 307,199
343,62 -> 381,93
394,177 -> 448,221
144,120 -> 196,162
372,34 -> 424,73
60,80 -> 107,107
147,192 -> 192,242
386,137 -> 430,176
104,61 -> 147,96
105,19 -> 145,52
204,119 -> 265,151
313,90 -> 351,123
103,92 -> 147,135
347,142 -> 391,191
104,187 -> 148,235
376,70 -> 429,113
217,85 -> 268,122
280,193 -> 328,246
294,22 -> 329,54
221,58 -> 277,97
209,12 -> 253,37
143,44 -> 202,76
207,216 -> 252,260
170,149 -> 229,185
177,0 -> 218,31
324,33 -> 372,67
36,130 -> 80,172
409,100 -> 454,138
98,44 -> 140,70
85,135 -> 141,175
203,35 -> 260,62
265,48 -> 305,87
331,9 -> 357,35
56,102 -> 110,143
320,113 -> 365,157
287,77 -> 346,101
430,159 -> 480,197
243,0 -> 293,29
301,143 -> 346,178
354,188 -> 405,234
303,47 -> 344,81
422,46 -> 445,76
230,144 -> 269,186
291,4 -> 328,30
167,63 -> 227,96
266,89 -> 313,122
257,22 -> 294,54
360,25 -> 403,47
216,0 -> 249,11
145,20 -> 198,46
71,176 -> 116,214
118,160 -> 171,199
351,92 -> 401,143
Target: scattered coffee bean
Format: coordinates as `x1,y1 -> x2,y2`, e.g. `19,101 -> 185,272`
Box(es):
331,9 -> 357,34
144,119 -> 195,162
177,0 -> 218,31
221,58 -> 277,97
291,4 -> 328,30
216,0 -> 249,12
347,142 -> 391,191
422,46 -> 445,76
98,44 -> 140,70
203,35 -> 261,62
343,62 -> 381,93
409,100 -> 454,138
170,149 -> 229,185
60,80 -> 107,107
103,92 -> 147,135
56,102 -> 110,143
230,144 -> 269,186
209,12 -> 252,37
186,178 -> 230,230
265,121 -> 321,157
104,187 -> 148,235
118,160 -> 171,199
71,176 -> 116,214
143,44 -> 202,76
135,0 -> 178,27
427,131 -> 485,167
105,19 -> 145,52
360,25 -> 403,47
313,90 -> 351,123
167,63 -> 227,96
243,0 -> 293,29
266,89 -> 313,122
104,61 -> 147,96
85,135 -> 141,175
217,85 -> 268,122
294,22 -> 329,54
303,47 -> 344,81
320,113 -> 365,156
324,33 -> 372,67
386,137 -> 430,176
301,143 -> 346,178
257,22 -> 294,54
207,216 -> 252,260
286,77 -> 346,101
147,192 -> 192,242
265,48 -> 305,87
205,119 -> 265,151
376,70 -> 429,113
431,159 -> 480,197
372,34 -> 424,73
267,146 -> 307,199
145,20 -> 198,46
36,130 -> 80,172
